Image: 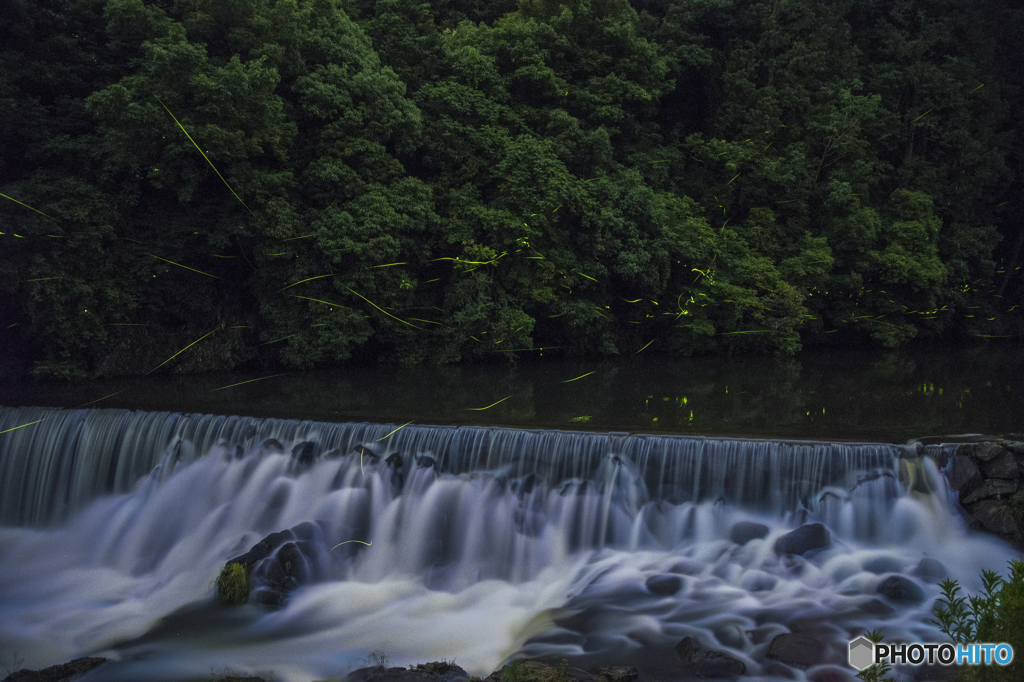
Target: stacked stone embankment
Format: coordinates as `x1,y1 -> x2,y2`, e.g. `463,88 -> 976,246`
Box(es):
930,438 -> 1024,550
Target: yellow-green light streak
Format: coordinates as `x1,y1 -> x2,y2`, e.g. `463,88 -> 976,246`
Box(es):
465,396 -> 512,411
147,329 -> 217,374
342,286 -> 424,330
156,98 -> 256,218
0,193 -> 53,218
148,254 -> 219,278
561,371 -> 595,383
0,419 -> 46,435
210,373 -> 290,392
279,274 -> 338,291
75,390 -> 126,408
377,421 -> 414,442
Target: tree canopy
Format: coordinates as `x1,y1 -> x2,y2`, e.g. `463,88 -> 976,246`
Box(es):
1,0 -> 1021,379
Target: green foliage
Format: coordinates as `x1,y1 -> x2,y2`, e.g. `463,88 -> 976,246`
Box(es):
1,0 -> 1022,377
855,631 -> 901,682
932,560 -> 1024,682
503,662 -> 529,682
215,562 -> 248,605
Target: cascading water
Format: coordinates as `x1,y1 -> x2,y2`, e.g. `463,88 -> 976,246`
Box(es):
0,406 -> 1017,682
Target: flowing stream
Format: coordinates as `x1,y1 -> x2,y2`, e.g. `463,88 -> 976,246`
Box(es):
0,406 -> 1017,682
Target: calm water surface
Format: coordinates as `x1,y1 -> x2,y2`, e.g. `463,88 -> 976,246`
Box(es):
2,344 -> 1020,442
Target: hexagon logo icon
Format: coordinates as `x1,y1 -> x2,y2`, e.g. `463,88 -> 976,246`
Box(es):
849,637 -> 875,670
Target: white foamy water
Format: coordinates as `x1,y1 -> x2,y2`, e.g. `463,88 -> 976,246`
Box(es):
0,408 -> 1019,682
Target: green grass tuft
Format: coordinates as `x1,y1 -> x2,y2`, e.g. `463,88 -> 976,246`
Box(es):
216,562 -> 248,605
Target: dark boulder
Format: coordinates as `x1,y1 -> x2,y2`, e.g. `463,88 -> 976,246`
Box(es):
645,574 -> 684,596
968,499 -> 1019,535
774,524 -> 831,556
674,636 -> 746,678
876,575 -> 925,604
980,450 -> 1018,479
290,441 -> 319,467
730,521 -> 770,545
225,521 -> 327,607
962,478 -> 1017,505
766,632 -> 828,668
971,442 -> 1005,462
912,557 -> 948,584
385,453 -> 405,490
260,438 -> 283,453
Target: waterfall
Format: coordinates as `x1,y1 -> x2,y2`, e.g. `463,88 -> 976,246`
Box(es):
0,406 -> 1016,682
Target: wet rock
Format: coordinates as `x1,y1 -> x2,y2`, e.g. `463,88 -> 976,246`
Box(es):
857,598 -> 895,616
674,636 -> 746,678
876,575 -> 925,604
969,499 -> 1019,534
961,478 -> 1017,505
946,454 -> 981,491
730,521 -> 770,545
290,441 -> 318,467
592,666 -> 637,682
808,666 -> 855,682
645,574 -> 684,595
261,438 -> 284,453
774,523 -> 831,556
417,455 -> 436,469
912,557 -> 948,584
250,540 -> 311,606
225,521 -> 327,607
385,453 -> 405,490
971,442 -> 1005,462
980,450 -> 1018,479
669,558 -> 702,575
2,657 -> 107,682
350,661 -> 470,682
766,632 -> 828,668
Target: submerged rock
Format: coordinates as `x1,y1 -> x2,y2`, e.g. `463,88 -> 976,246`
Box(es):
876,575 -> 925,604
645,573 -> 684,596
912,557 -> 948,584
674,636 -> 746,678
730,521 -> 770,545
774,523 -> 831,556
220,521 -> 328,607
766,632 -> 828,668
290,441 -> 319,467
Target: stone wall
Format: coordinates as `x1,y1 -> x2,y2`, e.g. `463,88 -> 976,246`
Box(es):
931,439 -> 1024,551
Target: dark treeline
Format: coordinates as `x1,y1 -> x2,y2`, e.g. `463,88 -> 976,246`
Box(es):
1,0 -> 1021,380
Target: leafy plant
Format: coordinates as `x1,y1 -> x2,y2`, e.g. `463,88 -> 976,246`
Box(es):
855,631 -> 901,682
932,560 -> 1024,682
504,661 -> 529,682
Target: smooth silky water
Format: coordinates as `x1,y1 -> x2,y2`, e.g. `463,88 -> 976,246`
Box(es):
0,406 -> 1017,682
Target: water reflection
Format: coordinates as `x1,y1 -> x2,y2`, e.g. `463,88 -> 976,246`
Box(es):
0,344 -> 1020,442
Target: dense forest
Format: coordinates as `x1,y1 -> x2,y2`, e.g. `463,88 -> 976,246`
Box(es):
1,0 -> 1021,380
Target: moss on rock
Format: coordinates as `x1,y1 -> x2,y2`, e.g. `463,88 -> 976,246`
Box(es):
217,561 -> 249,605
